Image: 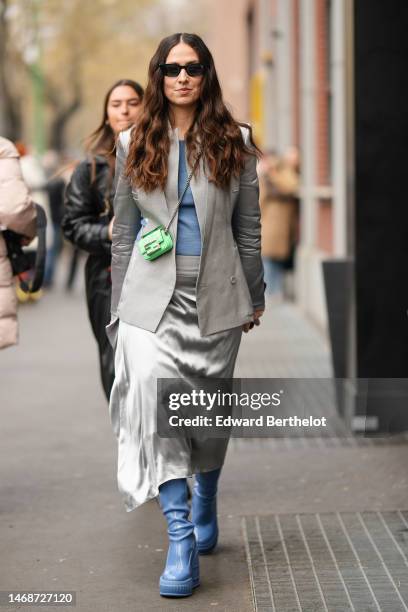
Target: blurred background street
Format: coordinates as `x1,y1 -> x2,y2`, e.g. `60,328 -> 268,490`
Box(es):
1,270 -> 408,611
1,0 -> 408,610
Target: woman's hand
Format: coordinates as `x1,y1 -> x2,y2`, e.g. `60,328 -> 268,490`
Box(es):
108,216 -> 115,241
242,308 -> 264,333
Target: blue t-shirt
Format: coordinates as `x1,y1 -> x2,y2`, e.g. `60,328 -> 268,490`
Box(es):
175,141 -> 202,255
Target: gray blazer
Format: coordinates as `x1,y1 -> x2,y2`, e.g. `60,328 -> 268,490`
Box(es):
110,126 -> 265,337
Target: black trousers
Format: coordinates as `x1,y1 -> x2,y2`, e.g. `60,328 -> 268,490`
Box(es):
85,256 -> 114,401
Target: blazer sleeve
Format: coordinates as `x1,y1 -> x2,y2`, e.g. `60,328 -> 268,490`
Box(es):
110,134 -> 141,318
232,128 -> 265,310
62,161 -> 111,255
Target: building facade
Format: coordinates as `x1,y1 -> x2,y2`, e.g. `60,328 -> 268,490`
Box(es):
205,0 -> 353,332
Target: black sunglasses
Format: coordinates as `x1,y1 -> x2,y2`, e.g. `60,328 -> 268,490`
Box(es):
159,63 -> 207,78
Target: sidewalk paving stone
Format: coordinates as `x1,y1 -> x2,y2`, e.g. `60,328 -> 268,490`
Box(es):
1,286 -> 407,611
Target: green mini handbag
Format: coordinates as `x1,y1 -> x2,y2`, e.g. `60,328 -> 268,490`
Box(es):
138,154 -> 200,262
138,225 -> 173,261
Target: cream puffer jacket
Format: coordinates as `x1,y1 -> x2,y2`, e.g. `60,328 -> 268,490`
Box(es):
0,137 -> 36,349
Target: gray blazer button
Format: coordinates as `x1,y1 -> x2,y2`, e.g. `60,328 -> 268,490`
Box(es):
230,276 -> 237,284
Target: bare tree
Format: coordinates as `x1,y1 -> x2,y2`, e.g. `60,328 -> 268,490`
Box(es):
0,0 -> 23,139
1,0 -> 207,151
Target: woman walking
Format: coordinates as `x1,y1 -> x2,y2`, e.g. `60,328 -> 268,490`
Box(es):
62,79 -> 144,400
109,33 -> 265,597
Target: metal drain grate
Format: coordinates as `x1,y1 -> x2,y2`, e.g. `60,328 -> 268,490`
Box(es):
243,511 -> 408,612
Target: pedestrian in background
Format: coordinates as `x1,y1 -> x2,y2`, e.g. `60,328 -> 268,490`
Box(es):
108,33 -> 265,598
0,137 -> 37,349
259,147 -> 299,299
43,150 -> 66,288
14,142 -> 51,303
62,79 -> 144,401
281,145 -> 300,278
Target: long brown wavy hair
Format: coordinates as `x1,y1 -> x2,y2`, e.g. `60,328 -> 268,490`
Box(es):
125,33 -> 259,192
85,78 -> 144,159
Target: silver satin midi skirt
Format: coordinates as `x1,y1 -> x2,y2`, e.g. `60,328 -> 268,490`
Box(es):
109,255 -> 243,512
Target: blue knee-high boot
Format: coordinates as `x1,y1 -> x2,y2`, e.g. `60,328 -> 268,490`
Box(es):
192,468 -> 221,554
158,478 -> 199,597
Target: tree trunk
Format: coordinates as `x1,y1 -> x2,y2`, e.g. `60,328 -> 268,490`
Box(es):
50,94 -> 82,151
0,0 -> 23,140
47,59 -> 82,152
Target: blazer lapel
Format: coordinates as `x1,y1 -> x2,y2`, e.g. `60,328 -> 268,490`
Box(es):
164,130 -> 179,216
189,155 -> 208,244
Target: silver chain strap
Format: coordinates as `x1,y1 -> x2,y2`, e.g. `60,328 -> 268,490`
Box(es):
164,154 -> 201,233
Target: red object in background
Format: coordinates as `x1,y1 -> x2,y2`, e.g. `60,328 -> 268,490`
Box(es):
14,142 -> 28,157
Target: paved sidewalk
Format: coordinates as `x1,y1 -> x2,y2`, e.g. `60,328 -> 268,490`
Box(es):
0,286 -> 407,612
235,296 -> 332,378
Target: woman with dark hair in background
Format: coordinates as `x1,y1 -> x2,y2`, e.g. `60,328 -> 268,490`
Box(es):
62,79 -> 144,401
109,34 -> 264,597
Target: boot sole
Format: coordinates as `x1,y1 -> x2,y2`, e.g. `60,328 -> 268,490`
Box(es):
198,544 -> 217,555
159,579 -> 193,597
160,550 -> 200,596
160,576 -> 201,597
197,529 -> 218,555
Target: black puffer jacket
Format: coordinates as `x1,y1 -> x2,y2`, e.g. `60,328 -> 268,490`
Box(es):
62,155 -> 115,400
